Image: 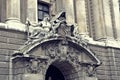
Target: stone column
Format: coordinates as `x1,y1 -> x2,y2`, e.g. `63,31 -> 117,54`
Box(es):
50,0 -> 56,16
5,0 -> 26,31
111,0 -> 120,40
75,0 -> 88,35
6,0 -> 21,22
91,0 -> 106,40
27,0 -> 38,24
55,0 -> 64,13
62,0 -> 75,25
0,0 -> 6,22
102,0 -> 114,40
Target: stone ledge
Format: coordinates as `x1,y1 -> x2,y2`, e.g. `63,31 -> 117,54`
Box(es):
83,36 -> 120,49
0,22 -> 26,32
84,77 -> 98,80
0,22 -> 120,49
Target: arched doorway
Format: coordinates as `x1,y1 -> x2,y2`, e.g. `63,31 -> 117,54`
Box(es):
45,65 -> 65,80
45,60 -> 77,80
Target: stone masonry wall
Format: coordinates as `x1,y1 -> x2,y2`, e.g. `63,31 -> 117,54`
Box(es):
0,28 -> 27,80
0,27 -> 120,80
89,45 -> 120,80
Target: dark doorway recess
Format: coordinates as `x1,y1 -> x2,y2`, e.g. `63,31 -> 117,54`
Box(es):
45,65 -> 65,80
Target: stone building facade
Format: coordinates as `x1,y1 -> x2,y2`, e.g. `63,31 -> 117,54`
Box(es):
0,0 -> 120,80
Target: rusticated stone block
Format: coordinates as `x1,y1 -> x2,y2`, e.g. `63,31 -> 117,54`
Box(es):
0,36 -> 7,43
0,49 -> 9,55
8,38 -> 26,45
0,29 -> 27,39
0,62 -> 9,68
0,29 -> 8,37
0,55 -> 9,61
0,68 -> 9,75
0,43 -> 21,50
0,75 -> 9,80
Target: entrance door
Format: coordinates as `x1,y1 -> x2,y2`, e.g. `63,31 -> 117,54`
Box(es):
45,65 -> 65,80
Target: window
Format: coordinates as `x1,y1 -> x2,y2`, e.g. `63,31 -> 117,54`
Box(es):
38,2 -> 49,21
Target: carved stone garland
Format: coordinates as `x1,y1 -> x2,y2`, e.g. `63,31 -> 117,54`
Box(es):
26,58 -> 48,74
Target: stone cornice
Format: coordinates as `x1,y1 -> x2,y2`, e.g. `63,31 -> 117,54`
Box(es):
0,22 -> 120,49
0,22 -> 26,32
84,36 -> 120,49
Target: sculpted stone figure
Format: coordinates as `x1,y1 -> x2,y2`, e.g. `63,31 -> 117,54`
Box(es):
50,11 -> 75,36
29,16 -> 51,39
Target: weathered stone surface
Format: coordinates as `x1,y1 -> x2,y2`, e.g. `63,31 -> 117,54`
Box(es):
75,0 -> 88,34
27,0 -> 37,23
0,75 -> 9,80
0,43 -> 21,50
0,49 -> 9,55
0,68 -> 9,75
0,29 -> 27,39
110,0 -> 120,40
23,74 -> 43,80
8,38 -> 26,45
6,0 -> 20,20
0,36 -> 7,43
0,0 -> 120,80
84,77 -> 98,80
0,55 -> 9,61
0,62 -> 9,68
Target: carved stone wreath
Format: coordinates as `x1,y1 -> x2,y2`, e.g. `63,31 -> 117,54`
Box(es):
26,59 -> 41,73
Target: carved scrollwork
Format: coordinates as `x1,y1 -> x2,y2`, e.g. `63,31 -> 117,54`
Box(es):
26,58 -> 48,74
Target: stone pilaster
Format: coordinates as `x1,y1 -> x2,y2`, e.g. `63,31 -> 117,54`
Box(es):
27,0 -> 38,24
50,0 -> 56,16
111,0 -> 120,40
102,0 -> 114,40
55,0 -> 64,13
91,0 -> 106,40
63,0 -> 75,25
6,0 -> 21,22
5,0 -> 26,30
75,0 -> 88,35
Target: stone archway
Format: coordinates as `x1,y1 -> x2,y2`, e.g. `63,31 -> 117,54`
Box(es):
12,37 -> 101,80
12,38 -> 101,80
45,65 -> 65,80
45,60 -> 78,80
12,12 -> 101,80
